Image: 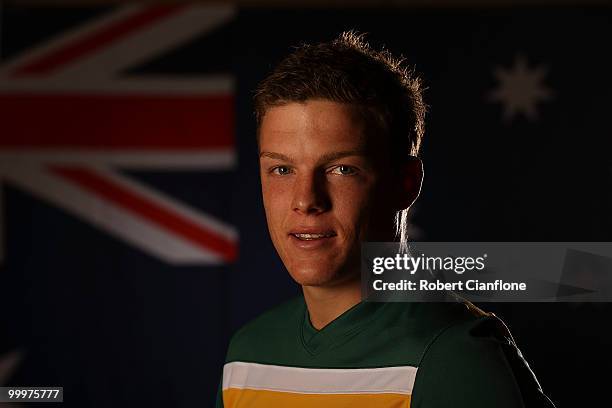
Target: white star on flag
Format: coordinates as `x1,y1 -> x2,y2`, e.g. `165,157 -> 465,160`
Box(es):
488,54 -> 554,122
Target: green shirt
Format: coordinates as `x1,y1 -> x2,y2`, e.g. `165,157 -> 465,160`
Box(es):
217,296 -> 555,407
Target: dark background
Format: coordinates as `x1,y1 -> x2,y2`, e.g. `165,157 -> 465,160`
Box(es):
1,3 -> 611,407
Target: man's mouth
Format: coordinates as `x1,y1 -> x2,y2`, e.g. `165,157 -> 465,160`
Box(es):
291,233 -> 336,241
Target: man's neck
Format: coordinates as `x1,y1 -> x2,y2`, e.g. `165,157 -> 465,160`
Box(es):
302,277 -> 362,330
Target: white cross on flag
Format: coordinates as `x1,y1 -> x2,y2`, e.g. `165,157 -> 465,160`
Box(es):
0,4 -> 238,266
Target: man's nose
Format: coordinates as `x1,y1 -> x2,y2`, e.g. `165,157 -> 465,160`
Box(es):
292,172 -> 330,215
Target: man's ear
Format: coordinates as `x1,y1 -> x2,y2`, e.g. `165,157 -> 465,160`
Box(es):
396,156 -> 424,211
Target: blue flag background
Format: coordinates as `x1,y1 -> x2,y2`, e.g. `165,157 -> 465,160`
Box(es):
1,4 -> 611,407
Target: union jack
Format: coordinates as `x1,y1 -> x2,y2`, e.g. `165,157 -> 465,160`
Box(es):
0,4 -> 238,265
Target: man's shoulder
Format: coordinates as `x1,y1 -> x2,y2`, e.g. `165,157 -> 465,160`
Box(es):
410,300 -> 555,407
418,300 -> 517,367
225,296 -> 304,362
419,299 -> 503,349
231,295 -> 304,342
413,299 -> 525,376
380,298 -> 492,344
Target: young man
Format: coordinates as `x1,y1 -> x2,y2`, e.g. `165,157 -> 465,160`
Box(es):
217,32 -> 555,407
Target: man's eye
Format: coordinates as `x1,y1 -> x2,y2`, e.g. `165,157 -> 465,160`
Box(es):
270,166 -> 292,175
329,165 -> 357,176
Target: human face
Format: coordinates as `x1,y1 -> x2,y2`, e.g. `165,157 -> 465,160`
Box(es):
259,100 -> 395,287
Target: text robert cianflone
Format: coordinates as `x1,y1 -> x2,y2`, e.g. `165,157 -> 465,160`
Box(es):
372,279 -> 528,292
371,253 -> 487,275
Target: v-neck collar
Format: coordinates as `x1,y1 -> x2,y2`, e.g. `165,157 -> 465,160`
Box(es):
300,297 -> 387,355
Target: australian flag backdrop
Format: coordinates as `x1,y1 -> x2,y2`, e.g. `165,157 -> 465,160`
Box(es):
1,3 -> 611,407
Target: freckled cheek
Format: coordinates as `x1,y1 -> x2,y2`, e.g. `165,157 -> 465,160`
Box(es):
328,181 -> 374,240
262,180 -> 294,238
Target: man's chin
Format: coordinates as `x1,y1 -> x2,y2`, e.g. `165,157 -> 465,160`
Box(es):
288,268 -> 359,288
291,275 -> 336,287
288,268 -> 339,287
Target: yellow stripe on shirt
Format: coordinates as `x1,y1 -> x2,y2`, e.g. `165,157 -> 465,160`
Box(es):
224,388 -> 411,408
